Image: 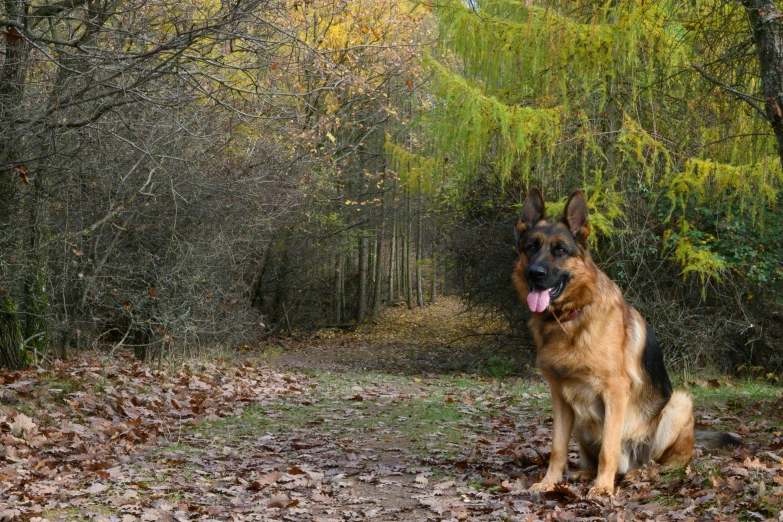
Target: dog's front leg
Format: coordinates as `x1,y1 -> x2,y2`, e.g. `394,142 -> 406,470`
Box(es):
530,384 -> 574,492
589,381 -> 630,496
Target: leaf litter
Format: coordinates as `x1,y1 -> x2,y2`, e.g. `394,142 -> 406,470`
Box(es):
1,298 -> 782,521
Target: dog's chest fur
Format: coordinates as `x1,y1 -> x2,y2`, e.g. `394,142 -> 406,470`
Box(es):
535,315 -> 624,426
531,276 -> 647,429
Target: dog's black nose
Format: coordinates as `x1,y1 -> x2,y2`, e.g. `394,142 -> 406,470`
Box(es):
527,265 -> 546,283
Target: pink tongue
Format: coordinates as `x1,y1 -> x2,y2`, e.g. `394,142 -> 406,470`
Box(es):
527,288 -> 551,313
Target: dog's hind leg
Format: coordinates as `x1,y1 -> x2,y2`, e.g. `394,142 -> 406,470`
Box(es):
567,439 -> 598,482
651,391 -> 695,467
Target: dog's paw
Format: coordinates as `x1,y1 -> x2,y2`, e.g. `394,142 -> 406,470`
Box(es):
586,484 -> 614,498
528,481 -> 557,493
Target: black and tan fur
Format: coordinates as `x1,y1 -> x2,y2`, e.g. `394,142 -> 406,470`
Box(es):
512,188 -> 740,496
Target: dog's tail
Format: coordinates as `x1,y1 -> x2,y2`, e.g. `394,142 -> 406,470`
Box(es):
695,430 -> 743,449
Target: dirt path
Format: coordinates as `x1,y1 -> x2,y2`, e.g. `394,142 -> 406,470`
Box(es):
2,299 -> 782,521
269,297 -> 528,376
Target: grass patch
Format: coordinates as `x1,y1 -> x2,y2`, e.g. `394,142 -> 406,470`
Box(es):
686,380 -> 779,403
686,380 -> 781,431
648,493 -> 685,508
191,369 -> 554,463
316,370 -> 417,391
43,505 -> 115,521
192,369 -> 517,458
32,371 -> 82,403
352,398 -> 468,452
201,393 -> 470,456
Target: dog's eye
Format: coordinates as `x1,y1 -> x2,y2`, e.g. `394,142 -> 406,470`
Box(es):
553,246 -> 566,257
525,242 -> 538,254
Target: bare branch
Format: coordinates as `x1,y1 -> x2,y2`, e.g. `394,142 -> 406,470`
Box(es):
75,169 -> 155,238
692,64 -> 767,118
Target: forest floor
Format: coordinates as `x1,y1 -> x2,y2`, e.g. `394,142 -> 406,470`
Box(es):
1,297 -> 782,521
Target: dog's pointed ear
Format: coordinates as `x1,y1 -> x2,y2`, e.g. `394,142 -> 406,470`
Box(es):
518,188 -> 545,235
516,188 -> 545,252
563,190 -> 590,247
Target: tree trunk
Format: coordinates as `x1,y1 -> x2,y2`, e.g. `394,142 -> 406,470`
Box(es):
22,261 -> 48,357
0,0 -> 30,369
333,255 -> 343,324
250,241 -> 273,310
0,0 -> 29,162
368,235 -> 376,312
357,234 -> 368,323
389,213 -> 396,303
271,241 -> 291,331
416,192 -> 424,307
742,0 -> 783,168
405,189 -> 413,310
397,217 -> 404,300
23,168 -> 57,360
342,253 -> 348,318
0,292 -> 25,370
372,217 -> 384,318
430,229 -> 437,304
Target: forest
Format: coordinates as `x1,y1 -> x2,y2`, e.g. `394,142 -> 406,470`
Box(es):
1,0 -> 782,520
0,0 -> 781,375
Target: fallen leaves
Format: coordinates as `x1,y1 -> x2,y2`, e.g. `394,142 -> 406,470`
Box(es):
0,356 -> 317,520
6,412 -> 37,438
1,302 -> 782,521
266,492 -> 292,508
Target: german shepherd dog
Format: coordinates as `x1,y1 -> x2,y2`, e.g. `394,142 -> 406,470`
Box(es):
512,188 -> 741,496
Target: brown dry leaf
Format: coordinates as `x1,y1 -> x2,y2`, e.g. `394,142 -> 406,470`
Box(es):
452,505 -> 469,520
311,491 -> 332,503
728,466 -> 750,477
258,471 -> 284,485
13,166 -> 29,184
767,96 -> 783,117
0,508 -> 21,521
9,413 -> 36,438
743,457 -> 766,469
84,483 -> 109,494
418,495 -> 453,515
3,446 -> 19,462
267,493 -> 291,508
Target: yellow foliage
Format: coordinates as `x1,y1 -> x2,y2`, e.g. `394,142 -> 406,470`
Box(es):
617,114 -> 673,185
544,175 -> 624,245
666,157 -> 781,221
385,137 -> 439,192
421,55 -> 562,183
664,221 -> 727,288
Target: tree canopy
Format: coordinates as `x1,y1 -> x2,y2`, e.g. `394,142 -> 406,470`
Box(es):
0,0 -> 780,375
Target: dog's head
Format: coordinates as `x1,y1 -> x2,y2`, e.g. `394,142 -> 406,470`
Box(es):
512,188 -> 592,314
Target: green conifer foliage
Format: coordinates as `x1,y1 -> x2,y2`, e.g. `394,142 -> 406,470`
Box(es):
400,0 -> 782,292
